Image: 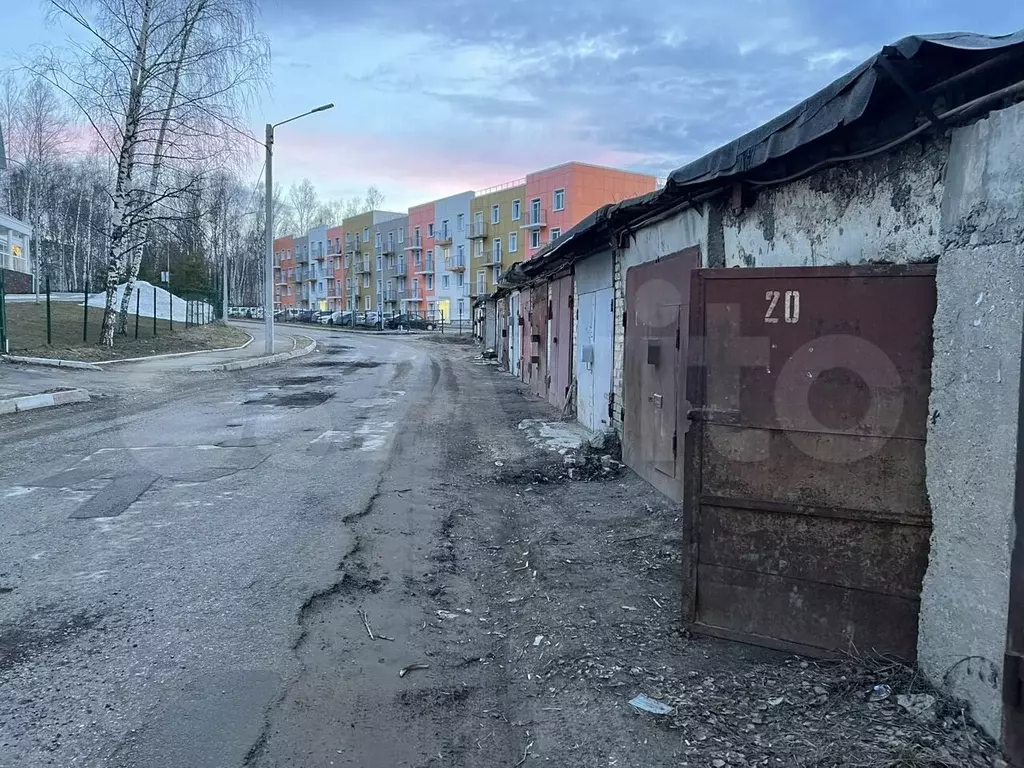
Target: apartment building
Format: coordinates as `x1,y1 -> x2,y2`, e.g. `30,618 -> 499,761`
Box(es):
326,225 -> 344,311
306,225 -> 329,311
405,201 -> 434,317
343,210 -> 405,313
273,234 -> 295,309
468,179 -> 524,301
291,234 -> 311,308
373,214 -> 407,315
432,191 -> 474,326
522,162 -> 658,258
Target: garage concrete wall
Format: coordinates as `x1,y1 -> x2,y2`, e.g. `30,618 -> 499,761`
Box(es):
721,138 -> 947,268
917,100 -> 1024,740
612,208 -> 707,434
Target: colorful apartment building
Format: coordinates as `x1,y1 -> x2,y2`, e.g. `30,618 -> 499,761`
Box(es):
273,234 -> 295,309
342,210 -> 405,313
405,201 -> 434,317
372,214 -> 408,315
270,162 -> 656,318
432,191 -> 474,325
522,162 -> 658,258
468,179 -> 525,301
326,225 -> 344,310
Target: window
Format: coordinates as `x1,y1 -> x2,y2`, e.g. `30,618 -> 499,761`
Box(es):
456,272 -> 464,287
493,265 -> 502,284
530,198 -> 541,223
363,227 -> 369,242
426,274 -> 434,290
457,213 -> 464,231
388,232 -> 394,250
345,233 -> 352,246
398,227 -> 404,243
414,250 -> 421,266
475,239 -> 484,257
441,219 -> 449,238
530,230 -> 540,248
365,295 -> 371,310
388,256 -> 395,270
476,270 -> 485,295
345,254 -> 351,268
377,255 -> 383,271
442,275 -> 449,289
413,226 -> 420,242
508,232 -> 517,253
428,223 -> 434,237
550,227 -> 561,243
375,232 -> 381,247
553,188 -> 565,211
387,279 -> 393,296
363,274 -> 371,288
457,298 -> 465,318
492,238 -> 502,261
377,279 -> 383,295
413,278 -> 420,296
443,247 -> 450,262
491,204 -> 500,225
512,199 -> 521,220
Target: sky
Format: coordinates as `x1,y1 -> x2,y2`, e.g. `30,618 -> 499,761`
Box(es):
3,0 -> 1024,211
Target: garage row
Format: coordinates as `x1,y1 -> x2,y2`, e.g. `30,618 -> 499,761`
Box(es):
474,33 -> 1024,758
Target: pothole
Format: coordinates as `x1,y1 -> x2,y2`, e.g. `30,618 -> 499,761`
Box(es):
324,346 -> 353,354
279,375 -> 327,385
244,392 -> 334,407
305,361 -> 382,370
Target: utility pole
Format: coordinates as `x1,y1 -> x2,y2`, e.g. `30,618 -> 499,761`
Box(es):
262,103 -> 334,354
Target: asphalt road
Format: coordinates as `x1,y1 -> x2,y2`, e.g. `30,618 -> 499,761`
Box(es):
0,329 -> 443,767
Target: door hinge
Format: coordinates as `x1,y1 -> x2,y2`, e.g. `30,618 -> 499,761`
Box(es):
672,429 -> 678,458
675,326 -> 680,350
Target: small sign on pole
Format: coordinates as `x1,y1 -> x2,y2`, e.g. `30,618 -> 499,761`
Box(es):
160,271 -> 170,283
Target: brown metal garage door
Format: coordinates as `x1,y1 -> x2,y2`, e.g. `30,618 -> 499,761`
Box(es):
683,264 -> 936,659
623,248 -> 699,501
528,284 -> 549,400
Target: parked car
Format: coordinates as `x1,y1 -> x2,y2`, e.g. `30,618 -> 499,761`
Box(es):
296,310 -> 316,323
311,311 -> 331,324
385,313 -> 435,331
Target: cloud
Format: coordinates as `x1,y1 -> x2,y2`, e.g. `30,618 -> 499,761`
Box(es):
259,0 -> 1024,200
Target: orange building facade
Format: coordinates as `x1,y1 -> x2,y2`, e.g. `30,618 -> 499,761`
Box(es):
522,163 -> 658,259
405,201 -> 435,316
273,234 -> 295,309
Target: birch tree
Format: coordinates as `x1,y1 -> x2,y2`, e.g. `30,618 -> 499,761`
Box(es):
40,0 -> 268,346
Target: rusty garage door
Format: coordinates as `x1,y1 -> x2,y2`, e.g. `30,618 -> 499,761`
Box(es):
528,284 -> 549,400
548,275 -> 573,410
683,264 -> 936,659
623,248 -> 699,500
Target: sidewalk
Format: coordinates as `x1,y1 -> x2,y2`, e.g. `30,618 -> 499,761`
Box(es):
0,324 -> 310,412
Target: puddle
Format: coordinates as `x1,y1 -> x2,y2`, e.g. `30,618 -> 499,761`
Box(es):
244,392 -> 334,407
305,361 -> 382,370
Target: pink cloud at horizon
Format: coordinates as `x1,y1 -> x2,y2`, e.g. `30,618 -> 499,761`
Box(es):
271,128 -> 655,209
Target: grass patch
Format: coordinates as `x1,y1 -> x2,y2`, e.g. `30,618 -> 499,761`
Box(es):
3,301 -> 251,362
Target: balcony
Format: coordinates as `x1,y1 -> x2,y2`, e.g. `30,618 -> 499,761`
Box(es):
491,247 -> 503,265
404,236 -> 423,251
434,228 -> 453,246
447,254 -> 466,273
296,249 -> 310,263
520,207 -> 548,229
314,248 -> 326,260
376,240 -> 396,256
403,292 -> 422,302
356,259 -> 372,274
468,220 -> 488,239
415,259 -> 435,275
396,260 -> 406,274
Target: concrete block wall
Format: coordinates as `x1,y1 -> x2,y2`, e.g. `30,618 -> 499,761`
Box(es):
917,100 -> 1024,739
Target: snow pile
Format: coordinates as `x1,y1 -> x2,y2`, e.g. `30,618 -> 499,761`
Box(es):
85,280 -> 213,323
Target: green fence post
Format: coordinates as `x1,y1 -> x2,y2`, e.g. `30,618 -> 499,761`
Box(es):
83,280 -> 89,342
169,287 -> 173,332
46,276 -> 51,345
135,286 -> 141,339
153,285 -> 157,336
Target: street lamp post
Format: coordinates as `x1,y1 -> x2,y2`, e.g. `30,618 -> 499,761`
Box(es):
263,103 -> 334,354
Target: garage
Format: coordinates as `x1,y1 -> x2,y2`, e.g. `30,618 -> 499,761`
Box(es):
575,249 -> 614,432
683,264 -> 936,658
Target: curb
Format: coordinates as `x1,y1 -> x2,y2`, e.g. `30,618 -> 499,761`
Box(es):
93,333 -> 254,365
1,355 -> 103,371
189,337 -> 316,372
0,388 -> 91,415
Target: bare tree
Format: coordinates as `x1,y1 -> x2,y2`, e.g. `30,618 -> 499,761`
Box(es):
287,179 -> 320,234
40,0 -> 268,346
363,185 -> 385,211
